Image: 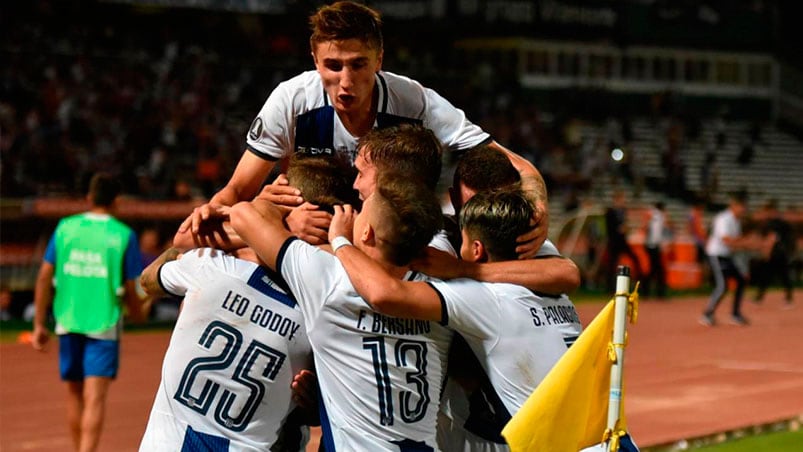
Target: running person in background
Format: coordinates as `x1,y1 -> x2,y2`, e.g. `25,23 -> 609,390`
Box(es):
180,0 -> 549,255
700,191 -> 756,326
31,172 -> 147,452
327,187 -> 582,449
138,155 -> 359,451
229,172 -> 452,451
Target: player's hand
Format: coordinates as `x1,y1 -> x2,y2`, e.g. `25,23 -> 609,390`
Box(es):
256,180 -> 303,213
286,203 -> 331,245
291,369 -> 319,410
31,325 -> 50,352
515,202 -> 548,259
174,206 -> 233,250
330,205 -> 356,243
178,203 -> 229,235
411,248 -> 466,280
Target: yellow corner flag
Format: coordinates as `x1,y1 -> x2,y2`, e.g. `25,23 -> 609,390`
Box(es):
502,294 -> 636,452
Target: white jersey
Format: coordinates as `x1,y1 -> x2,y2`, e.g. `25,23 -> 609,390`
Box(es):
140,248 -> 312,452
431,279 -> 582,448
247,70 -> 491,163
706,209 -> 740,257
645,208 -> 668,248
278,238 -> 454,451
435,237 -> 567,452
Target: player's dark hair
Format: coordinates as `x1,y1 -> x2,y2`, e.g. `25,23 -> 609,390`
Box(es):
88,172 -> 121,207
309,1 -> 383,52
286,153 -> 360,213
373,171 -> 442,266
453,145 -> 520,193
459,187 -> 534,262
358,124 -> 443,190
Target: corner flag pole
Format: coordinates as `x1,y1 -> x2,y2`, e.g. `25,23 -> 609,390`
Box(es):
605,265 -> 631,452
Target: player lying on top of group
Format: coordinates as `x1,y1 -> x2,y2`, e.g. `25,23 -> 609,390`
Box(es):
178,0 -> 551,259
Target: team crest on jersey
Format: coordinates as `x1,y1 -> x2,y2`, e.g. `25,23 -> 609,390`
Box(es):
249,117 -> 263,141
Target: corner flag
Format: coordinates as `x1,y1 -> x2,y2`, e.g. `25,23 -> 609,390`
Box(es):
502,266 -> 639,452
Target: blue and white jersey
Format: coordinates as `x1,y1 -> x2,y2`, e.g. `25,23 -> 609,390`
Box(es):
431,279 -> 582,417
247,70 -> 491,163
278,238 -> 454,451
140,248 -> 311,452
435,238 -> 568,452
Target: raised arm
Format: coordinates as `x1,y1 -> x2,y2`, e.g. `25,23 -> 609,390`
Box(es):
178,151 -> 276,235
228,199 -> 293,271
487,141 -> 549,258
488,141 -> 548,209
413,248 -> 581,295
328,205 -> 443,321
139,247 -> 183,300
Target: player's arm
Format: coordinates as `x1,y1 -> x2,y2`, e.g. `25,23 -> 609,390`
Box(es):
329,205 -> 443,321
123,278 -> 149,324
172,215 -> 247,252
413,248 -> 581,294
228,199 -> 294,271
487,141 -> 549,259
139,247 -> 183,300
179,151 -> 277,234
31,261 -> 54,351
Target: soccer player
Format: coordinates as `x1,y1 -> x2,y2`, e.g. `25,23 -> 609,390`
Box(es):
416,145 -> 580,451
229,171 -> 452,451
414,144 -> 580,294
32,172 -> 147,452
327,187 -> 582,444
138,246 -> 312,451
138,155 -> 358,451
181,1 -> 549,255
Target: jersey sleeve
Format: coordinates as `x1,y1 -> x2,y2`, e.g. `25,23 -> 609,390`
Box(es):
43,233 -> 57,265
428,229 -> 458,257
245,79 -> 297,160
422,87 -> 491,152
277,238 -> 344,327
157,248 -> 212,298
122,230 -> 144,281
429,279 -> 501,342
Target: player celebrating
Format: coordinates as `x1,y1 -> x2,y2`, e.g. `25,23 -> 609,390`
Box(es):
327,186 -> 582,439
138,155 -> 358,451
181,0 -> 548,255
229,169 -> 451,450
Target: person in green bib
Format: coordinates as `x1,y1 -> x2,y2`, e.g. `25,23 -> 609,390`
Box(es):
32,172 -> 148,452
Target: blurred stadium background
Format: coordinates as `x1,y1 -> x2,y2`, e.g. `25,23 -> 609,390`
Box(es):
2,0 -> 802,319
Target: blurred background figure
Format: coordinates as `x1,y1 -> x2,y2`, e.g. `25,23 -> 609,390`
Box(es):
687,195 -> 710,284
753,199 -> 795,306
642,201 -> 672,300
701,191 -> 754,327
604,190 -> 643,291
